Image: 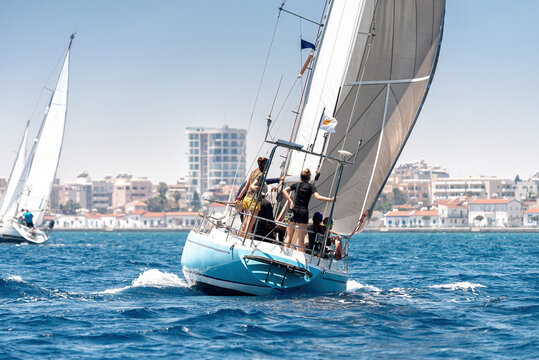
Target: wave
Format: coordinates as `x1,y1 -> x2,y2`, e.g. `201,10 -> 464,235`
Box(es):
99,269 -> 189,294
7,275 -> 24,283
428,282 -> 486,292
346,280 -> 382,292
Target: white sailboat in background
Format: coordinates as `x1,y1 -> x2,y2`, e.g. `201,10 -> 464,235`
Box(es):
181,1 -> 446,295
0,34 -> 75,244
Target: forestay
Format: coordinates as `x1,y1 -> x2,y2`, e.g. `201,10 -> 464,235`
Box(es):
289,0 -> 446,234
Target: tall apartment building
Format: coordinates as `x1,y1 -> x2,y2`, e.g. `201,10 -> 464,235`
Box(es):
186,126 -> 246,197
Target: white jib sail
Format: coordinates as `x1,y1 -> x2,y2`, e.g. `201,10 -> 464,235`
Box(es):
6,48 -> 70,226
287,0 -> 374,177
0,125 -> 28,222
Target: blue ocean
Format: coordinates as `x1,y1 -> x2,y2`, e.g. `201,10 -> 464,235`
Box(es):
1,232 -> 537,359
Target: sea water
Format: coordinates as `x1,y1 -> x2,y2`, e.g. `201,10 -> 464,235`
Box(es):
0,232 -> 537,359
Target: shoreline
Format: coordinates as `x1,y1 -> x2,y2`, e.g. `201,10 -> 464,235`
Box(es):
51,227 -> 539,233
364,227 -> 539,233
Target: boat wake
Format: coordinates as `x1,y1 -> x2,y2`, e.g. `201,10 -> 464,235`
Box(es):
98,269 -> 189,294
428,282 -> 486,292
346,280 -> 382,292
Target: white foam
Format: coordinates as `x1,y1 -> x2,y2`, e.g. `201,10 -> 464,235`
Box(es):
346,280 -> 382,292
429,282 -> 486,292
98,269 -> 188,294
7,275 -> 24,282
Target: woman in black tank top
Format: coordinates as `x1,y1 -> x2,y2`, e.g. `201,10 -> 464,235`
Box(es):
282,168 -> 333,252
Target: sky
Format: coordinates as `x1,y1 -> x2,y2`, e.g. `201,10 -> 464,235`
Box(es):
0,0 -> 538,184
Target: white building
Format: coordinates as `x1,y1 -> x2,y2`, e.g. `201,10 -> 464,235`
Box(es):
437,198 -> 468,227
186,126 -> 246,201
432,177 -> 514,201
523,208 -> 539,227
384,210 -> 414,227
515,178 -> 539,201
468,199 -> 521,227
409,210 -> 439,227
54,210 -> 201,229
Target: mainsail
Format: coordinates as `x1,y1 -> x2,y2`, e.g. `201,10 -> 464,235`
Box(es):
0,123 -> 29,222
287,0 -> 445,234
4,36 -> 73,226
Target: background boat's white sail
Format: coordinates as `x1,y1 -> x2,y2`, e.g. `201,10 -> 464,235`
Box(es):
288,0 -> 445,234
0,124 -> 28,222
4,44 -> 71,226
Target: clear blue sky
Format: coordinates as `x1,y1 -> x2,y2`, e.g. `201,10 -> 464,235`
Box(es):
1,0 -> 538,183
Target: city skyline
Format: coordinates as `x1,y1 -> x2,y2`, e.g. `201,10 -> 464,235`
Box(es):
1,0 -> 538,183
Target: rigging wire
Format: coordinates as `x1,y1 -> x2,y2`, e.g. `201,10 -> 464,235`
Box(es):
230,1 -> 287,192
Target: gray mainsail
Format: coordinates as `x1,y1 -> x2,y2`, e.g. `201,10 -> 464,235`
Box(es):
288,0 -> 445,234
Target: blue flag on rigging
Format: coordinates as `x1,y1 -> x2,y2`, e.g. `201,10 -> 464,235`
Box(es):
300,39 -> 315,50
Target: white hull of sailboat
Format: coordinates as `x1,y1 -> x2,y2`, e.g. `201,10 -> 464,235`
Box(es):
0,221 -> 48,244
181,228 -> 347,296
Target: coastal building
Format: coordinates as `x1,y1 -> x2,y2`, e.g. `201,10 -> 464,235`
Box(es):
383,178 -> 432,206
124,201 -> 148,214
409,210 -> 439,227
91,177 -> 114,210
53,210 -> 201,229
515,178 -> 539,201
468,199 -> 521,227
431,177 -> 514,201
111,173 -> 153,209
383,210 -> 414,227
437,198 -> 468,227
186,126 -> 246,203
50,178 -> 62,210
0,177 -> 7,199
523,208 -> 539,227
59,171 -> 92,210
391,160 -> 449,182
167,178 -> 189,209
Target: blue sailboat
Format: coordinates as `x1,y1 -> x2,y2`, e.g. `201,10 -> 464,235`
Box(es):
181,0 -> 446,295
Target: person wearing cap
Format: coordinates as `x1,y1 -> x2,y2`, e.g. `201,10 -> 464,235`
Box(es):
282,168 -> 333,252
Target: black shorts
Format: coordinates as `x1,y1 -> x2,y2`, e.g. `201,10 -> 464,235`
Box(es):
291,207 -> 309,224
